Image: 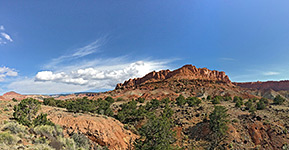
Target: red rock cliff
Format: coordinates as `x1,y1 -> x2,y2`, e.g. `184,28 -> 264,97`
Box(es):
116,64 -> 231,89
235,80 -> 289,91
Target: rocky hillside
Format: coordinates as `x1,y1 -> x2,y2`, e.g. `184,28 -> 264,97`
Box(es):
235,80 -> 289,91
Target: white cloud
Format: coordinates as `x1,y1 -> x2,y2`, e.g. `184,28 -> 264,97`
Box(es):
0,66 -> 18,82
8,60 -> 169,94
0,25 -> 13,45
1,33 -> 13,42
44,39 -> 104,69
263,71 -> 280,76
0,25 -> 4,30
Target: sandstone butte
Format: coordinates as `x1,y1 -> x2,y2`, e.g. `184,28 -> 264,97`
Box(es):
235,80 -> 289,91
116,64 -> 231,90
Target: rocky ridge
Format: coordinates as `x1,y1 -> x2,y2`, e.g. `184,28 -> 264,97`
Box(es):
235,80 -> 289,91
116,64 -> 231,90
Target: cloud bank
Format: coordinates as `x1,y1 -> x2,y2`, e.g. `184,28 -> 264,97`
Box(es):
8,60 -> 168,94
6,37 -> 171,94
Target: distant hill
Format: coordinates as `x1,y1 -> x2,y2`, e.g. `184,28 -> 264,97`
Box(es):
234,80 -> 289,91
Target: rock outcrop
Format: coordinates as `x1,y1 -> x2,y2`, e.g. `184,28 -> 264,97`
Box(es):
42,107 -> 137,150
235,80 -> 289,91
116,64 -> 231,89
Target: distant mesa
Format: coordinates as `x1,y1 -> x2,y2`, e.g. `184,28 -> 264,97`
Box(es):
235,80 -> 289,91
116,64 -> 231,90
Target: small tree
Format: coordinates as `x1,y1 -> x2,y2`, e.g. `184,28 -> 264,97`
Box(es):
274,95 -> 286,105
187,97 -> 201,107
33,113 -> 55,127
211,96 -> 221,104
13,98 -> 41,127
134,108 -> 176,150
245,99 -> 253,110
256,101 -> 266,110
137,97 -> 145,103
207,95 -> 212,100
105,96 -> 115,104
176,95 -> 186,106
209,106 -> 229,149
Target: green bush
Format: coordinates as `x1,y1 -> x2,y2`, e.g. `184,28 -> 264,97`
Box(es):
13,98 -> 41,127
211,96 -> 221,104
187,97 -> 201,107
33,113 -> 55,127
223,96 -> 232,101
233,96 -> 243,103
274,95 -> 286,105
176,95 -> 186,106
245,99 -> 253,110
207,95 -> 212,100
257,100 -> 266,110
137,97 -> 145,103
161,98 -> 170,105
105,96 -> 115,104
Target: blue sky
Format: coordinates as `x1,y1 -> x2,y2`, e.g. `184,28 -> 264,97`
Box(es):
1,1 -> 289,94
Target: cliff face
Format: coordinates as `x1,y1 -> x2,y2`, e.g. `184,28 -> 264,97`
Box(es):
116,64 -> 231,89
235,80 -> 289,91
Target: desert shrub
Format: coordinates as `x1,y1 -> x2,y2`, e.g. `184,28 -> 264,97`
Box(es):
274,95 -> 286,105
257,100 -> 266,110
137,97 -> 145,103
249,106 -> 257,115
223,96 -> 232,101
209,106 -> 229,149
2,121 -> 27,134
33,113 -> 55,127
211,96 -> 221,104
245,99 -> 253,110
27,143 -> 53,150
233,96 -> 243,102
134,107 -> 176,150
207,95 -> 212,100
12,98 -> 18,102
34,125 -> 55,138
116,97 -> 124,101
58,136 -> 76,150
72,133 -> 90,150
3,107 -> 8,111
0,132 -> 17,145
260,98 -> 269,105
161,97 -> 170,104
105,96 -> 115,104
187,97 -> 201,107
13,98 -> 41,127
176,94 -> 186,106
235,99 -> 244,108
34,137 -> 47,144
145,99 -> 160,111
